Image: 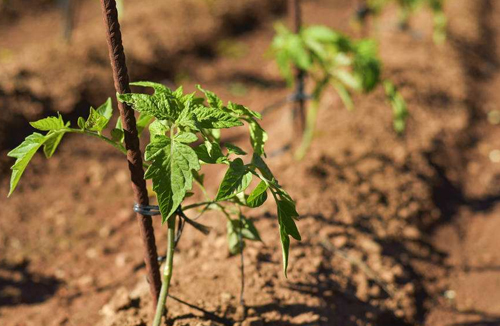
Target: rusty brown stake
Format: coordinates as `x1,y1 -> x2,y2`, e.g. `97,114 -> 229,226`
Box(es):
288,0 -> 306,137
99,0 -> 162,308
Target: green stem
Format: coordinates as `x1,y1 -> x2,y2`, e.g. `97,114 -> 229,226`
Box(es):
68,128 -> 127,155
182,201 -> 214,211
294,99 -> 320,160
293,77 -> 329,160
152,216 -> 176,326
68,128 -> 150,169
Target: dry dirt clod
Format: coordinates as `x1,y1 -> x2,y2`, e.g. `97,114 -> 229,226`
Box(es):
241,317 -> 264,326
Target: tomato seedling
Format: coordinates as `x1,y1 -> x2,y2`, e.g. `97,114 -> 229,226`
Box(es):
271,24 -> 408,159
7,82 -> 301,325
356,0 -> 447,44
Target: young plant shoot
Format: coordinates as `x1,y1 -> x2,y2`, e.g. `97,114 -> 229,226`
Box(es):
356,0 -> 447,43
7,82 -> 301,325
271,24 -> 408,159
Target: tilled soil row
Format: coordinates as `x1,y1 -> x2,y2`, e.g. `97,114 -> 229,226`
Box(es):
93,0 -> 485,325
0,0 -> 495,326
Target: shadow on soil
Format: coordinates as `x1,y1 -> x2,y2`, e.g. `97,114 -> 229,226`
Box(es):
425,0 -> 500,229
0,260 -> 62,307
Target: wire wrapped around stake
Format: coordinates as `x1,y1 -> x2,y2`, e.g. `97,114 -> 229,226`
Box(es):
134,204 -> 211,250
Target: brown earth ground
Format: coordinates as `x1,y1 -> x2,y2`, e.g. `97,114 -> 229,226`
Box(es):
1,0 -> 500,325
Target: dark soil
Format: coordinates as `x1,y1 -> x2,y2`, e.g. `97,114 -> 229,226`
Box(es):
1,0 -> 500,326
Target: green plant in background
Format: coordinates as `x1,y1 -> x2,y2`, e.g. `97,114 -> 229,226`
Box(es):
358,0 -> 447,44
7,82 -> 301,326
271,24 -> 408,159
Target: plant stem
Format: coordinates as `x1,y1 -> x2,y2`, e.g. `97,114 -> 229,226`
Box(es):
182,201 -> 214,211
294,77 -> 328,160
294,99 -> 320,160
238,212 -> 246,320
68,128 -> 127,154
68,128 -> 150,169
288,0 -> 306,137
152,216 -> 176,326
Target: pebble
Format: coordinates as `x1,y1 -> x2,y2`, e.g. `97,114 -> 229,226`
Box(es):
360,238 -> 381,254
77,275 -> 94,287
85,248 -> 98,259
489,149 -> 500,163
332,235 -> 348,248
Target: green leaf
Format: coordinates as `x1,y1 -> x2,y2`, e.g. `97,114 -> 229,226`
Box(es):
277,198 -> 301,241
246,181 -> 268,208
248,119 -> 268,156
144,135 -> 201,221
192,106 -> 243,129
227,219 -> 244,255
136,113 -> 153,135
117,82 -> 178,121
77,117 -> 86,129
43,131 -> 66,158
227,102 -> 261,119
225,143 -> 247,155
194,141 -> 226,164
215,158 -> 253,201
353,40 -> 381,92
251,154 -> 274,180
82,98 -> 113,132
175,132 -> 198,144
227,215 -> 262,254
334,70 -> 361,91
149,120 -> 169,137
287,34 -> 311,70
30,114 -> 65,131
111,128 -> 124,142
384,81 -> 408,133
302,25 -> 341,43
7,133 -> 46,196
275,196 -> 301,277
279,221 -> 291,277
196,85 -> 223,109
332,81 -> 354,111
275,49 -> 293,85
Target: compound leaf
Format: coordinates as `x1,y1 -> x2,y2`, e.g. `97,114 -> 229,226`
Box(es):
118,82 -> 177,121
